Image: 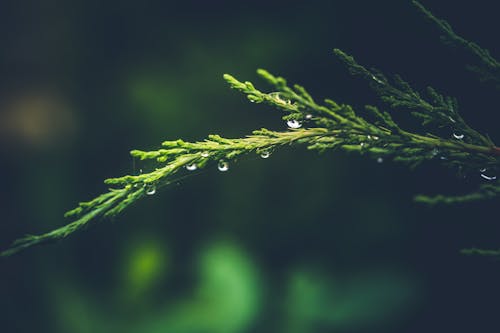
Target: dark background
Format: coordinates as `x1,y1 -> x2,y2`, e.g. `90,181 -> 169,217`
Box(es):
1,0 -> 499,332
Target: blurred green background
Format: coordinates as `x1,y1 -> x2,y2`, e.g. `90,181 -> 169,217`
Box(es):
1,0 -> 499,332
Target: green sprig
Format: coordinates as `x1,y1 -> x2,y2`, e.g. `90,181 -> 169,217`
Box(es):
2,1 -> 499,256
412,0 -> 500,87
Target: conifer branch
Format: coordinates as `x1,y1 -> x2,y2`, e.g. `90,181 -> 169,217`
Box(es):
461,248 -> 500,257
415,183 -> 500,205
1,2 -> 499,256
412,0 -> 500,87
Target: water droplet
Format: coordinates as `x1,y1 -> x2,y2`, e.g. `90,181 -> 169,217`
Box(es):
186,163 -> 197,171
371,75 -> 384,85
201,151 -> 210,158
260,151 -> 271,159
270,92 -> 292,106
480,173 -> 497,181
218,160 -> 229,172
480,169 -> 496,180
430,148 -> 439,157
372,136 -> 379,140
448,116 -> 456,123
360,142 -> 365,147
377,157 -> 384,163
305,114 -> 313,120
145,184 -> 156,195
286,119 -> 302,129
440,156 -> 447,160
453,133 -> 464,140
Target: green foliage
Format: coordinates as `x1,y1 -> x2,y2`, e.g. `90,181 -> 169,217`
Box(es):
412,0 -> 500,88
2,1 -> 499,256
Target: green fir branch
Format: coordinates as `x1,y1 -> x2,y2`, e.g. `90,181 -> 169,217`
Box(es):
415,183 -> 500,205
412,0 -> 500,87
333,48 -> 492,147
461,248 -> 500,257
2,2 -> 499,256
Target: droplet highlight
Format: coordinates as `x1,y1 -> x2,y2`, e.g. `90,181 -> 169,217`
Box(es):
260,151 -> 271,159
286,119 -> 302,129
371,75 -> 384,85
480,169 -> 497,181
186,163 -> 197,171
145,184 -> 156,195
453,133 -> 464,140
270,92 -> 292,106
480,173 -> 497,181
218,160 -> 229,172
201,151 -> 210,158
377,157 -> 384,163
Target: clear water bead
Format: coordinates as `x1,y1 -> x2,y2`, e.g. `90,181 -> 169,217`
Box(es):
186,163 -> 197,171
260,151 -> 271,159
305,114 -> 313,120
286,119 -> 302,129
453,133 -> 464,140
145,184 -> 156,195
218,160 -> 229,172
480,173 -> 497,181
377,157 -> 384,163
201,151 -> 210,158
480,169 -> 497,181
270,92 -> 290,106
371,75 -> 384,85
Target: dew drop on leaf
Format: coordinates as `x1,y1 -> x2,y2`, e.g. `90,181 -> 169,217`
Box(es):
218,160 -> 229,172
480,169 -> 497,181
186,163 -> 197,171
145,184 -> 156,195
260,151 -> 271,159
286,119 -> 302,129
